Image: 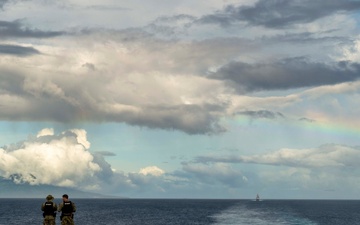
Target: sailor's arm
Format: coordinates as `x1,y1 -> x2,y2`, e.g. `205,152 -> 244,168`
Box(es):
57,202 -> 63,212
53,203 -> 58,211
72,202 -> 76,212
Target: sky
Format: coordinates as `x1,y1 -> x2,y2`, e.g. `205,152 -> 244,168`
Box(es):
1,0 -> 360,199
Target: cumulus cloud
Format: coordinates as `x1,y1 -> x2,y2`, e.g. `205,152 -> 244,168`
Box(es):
36,128 -> 54,137
139,166 -> 165,176
0,129 -> 218,197
0,128 -> 101,189
0,128 -> 170,194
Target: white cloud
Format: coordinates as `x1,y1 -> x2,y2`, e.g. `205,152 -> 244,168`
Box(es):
36,128 -> 54,137
139,166 -> 165,176
0,129 -> 101,189
339,37 -> 360,62
68,129 -> 91,149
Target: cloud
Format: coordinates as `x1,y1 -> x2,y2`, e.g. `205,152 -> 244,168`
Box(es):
298,117 -> 315,123
94,151 -> 116,157
139,166 -> 165,176
3,128 -> 359,198
181,162 -> 248,188
212,58 -> 360,93
181,144 -> 360,197
0,128 -> 221,196
0,30 -> 247,134
195,144 -> 360,169
36,128 -> 54,137
0,44 -> 40,56
0,129 -> 101,189
0,0 -> 9,9
0,16 -> 357,135
84,4 -> 129,11
0,20 -> 64,38
237,110 -> 285,120
199,0 -> 360,28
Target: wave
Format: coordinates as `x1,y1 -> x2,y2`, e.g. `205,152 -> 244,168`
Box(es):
210,201 -> 318,225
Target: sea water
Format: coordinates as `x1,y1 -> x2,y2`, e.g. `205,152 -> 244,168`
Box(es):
0,198 -> 359,225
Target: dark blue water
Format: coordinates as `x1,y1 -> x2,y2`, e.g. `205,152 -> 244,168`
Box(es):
1,199 -> 360,225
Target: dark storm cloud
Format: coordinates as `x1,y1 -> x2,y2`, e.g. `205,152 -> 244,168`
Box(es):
199,0 -> 360,28
212,58 -> 360,93
0,20 -> 64,38
0,44 -> 40,56
237,110 -> 285,120
119,104 -> 227,135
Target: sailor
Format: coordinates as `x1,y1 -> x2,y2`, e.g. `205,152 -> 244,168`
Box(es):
41,194 -> 58,225
58,194 -> 76,225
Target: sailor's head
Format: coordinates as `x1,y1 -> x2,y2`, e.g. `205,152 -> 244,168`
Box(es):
62,194 -> 69,200
46,194 -> 54,201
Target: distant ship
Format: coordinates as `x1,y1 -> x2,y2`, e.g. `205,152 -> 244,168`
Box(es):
256,194 -> 260,201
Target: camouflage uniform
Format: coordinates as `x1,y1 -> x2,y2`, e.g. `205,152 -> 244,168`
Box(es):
58,194 -> 76,225
43,215 -> 56,225
60,215 -> 74,225
41,195 -> 58,225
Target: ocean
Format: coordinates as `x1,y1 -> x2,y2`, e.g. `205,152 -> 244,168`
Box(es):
0,198 -> 359,225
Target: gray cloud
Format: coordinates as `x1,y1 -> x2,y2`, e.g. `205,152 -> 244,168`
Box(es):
199,0 -> 360,28
94,151 -> 117,157
0,44 -> 40,56
148,14 -> 196,35
0,96 -> 225,135
0,0 -> 9,9
0,72 -> 28,95
85,5 -> 129,11
237,110 -> 285,120
0,20 -> 64,38
261,32 -> 352,46
0,59 -> 228,134
121,104 -> 226,135
212,58 -> 360,93
195,144 -> 360,169
298,117 -> 315,123
181,162 -> 248,188
0,25 -> 354,135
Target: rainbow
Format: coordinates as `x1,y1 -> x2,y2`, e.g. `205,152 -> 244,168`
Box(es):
227,115 -> 360,139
